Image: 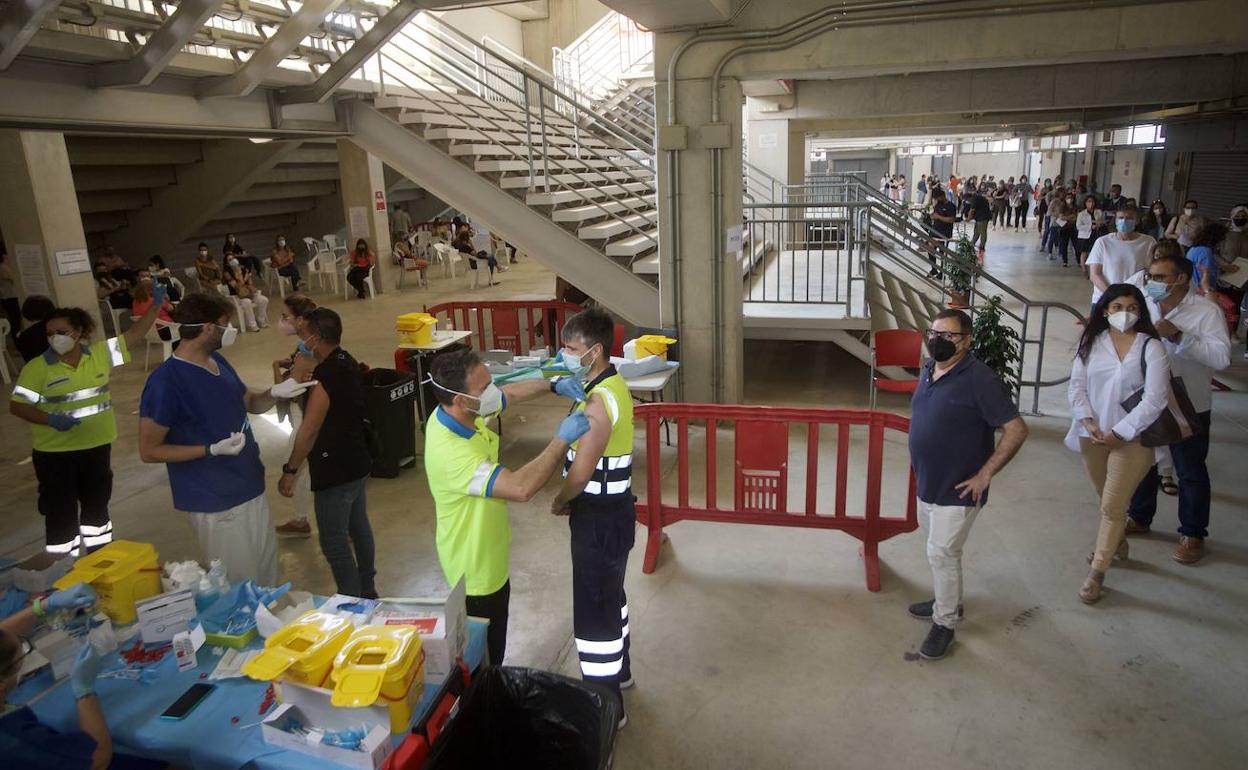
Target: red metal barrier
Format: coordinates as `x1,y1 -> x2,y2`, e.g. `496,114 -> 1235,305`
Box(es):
634,403 -> 918,592
425,300 -> 585,354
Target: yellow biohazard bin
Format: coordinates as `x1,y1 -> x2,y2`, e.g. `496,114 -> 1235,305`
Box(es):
396,313 -> 437,347
634,334 -> 677,360
243,611 -> 353,688
330,625 -> 426,733
52,540 -> 161,625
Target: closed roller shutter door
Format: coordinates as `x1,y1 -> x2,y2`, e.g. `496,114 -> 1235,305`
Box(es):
1187,152 -> 1248,217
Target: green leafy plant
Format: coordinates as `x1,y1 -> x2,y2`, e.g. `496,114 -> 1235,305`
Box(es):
943,235 -> 979,296
971,294 -> 1022,392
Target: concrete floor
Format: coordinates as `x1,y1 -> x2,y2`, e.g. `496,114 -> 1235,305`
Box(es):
2,230 -> 1247,769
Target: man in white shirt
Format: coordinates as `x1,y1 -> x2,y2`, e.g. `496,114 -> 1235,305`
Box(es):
1125,250 -> 1232,564
1087,204 -> 1156,308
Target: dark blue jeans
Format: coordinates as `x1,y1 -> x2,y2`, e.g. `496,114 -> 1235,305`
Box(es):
314,476 -> 377,597
1127,411 -> 1212,538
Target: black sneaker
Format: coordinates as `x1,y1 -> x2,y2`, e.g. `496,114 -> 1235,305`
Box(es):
919,624 -> 955,660
907,599 -> 964,620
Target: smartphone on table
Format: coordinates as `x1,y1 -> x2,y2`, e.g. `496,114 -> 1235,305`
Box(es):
160,683 -> 215,721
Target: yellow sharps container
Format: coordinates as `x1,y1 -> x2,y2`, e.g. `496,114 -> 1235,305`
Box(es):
242,611 -> 353,687
330,625 -> 425,733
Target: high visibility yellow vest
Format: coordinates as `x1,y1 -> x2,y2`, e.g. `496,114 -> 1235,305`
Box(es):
12,337 -> 128,452
566,368 -> 634,497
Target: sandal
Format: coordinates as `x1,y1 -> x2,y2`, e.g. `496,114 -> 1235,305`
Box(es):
1086,538 -> 1129,565
1079,569 -> 1105,605
1160,475 -> 1179,496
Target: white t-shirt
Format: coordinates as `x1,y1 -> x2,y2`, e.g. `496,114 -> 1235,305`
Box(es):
1087,234 -> 1157,303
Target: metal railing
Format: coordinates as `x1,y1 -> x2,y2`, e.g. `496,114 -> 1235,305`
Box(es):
783,173 -> 1085,412
553,10 -> 653,103
372,18 -> 659,263
742,201 -> 868,309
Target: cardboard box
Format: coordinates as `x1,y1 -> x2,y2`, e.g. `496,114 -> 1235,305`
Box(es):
371,578 -> 467,683
261,704 -> 393,770
275,671 -> 423,735
11,552 -> 73,593
135,589 -> 196,645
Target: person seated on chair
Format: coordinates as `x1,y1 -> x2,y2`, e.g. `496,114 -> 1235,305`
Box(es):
94,262 -> 132,310
131,270 -> 179,345
194,244 -> 222,292
270,235 -> 301,292
393,232 -> 429,286
147,255 -> 181,302
346,239 -> 376,299
453,225 -> 500,286
98,247 -> 138,286
223,256 -> 270,331
16,294 -> 54,362
222,234 -> 263,277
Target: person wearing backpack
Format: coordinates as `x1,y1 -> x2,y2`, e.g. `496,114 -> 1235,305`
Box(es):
278,307 -> 378,598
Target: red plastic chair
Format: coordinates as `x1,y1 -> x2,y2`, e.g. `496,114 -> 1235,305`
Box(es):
870,329 -> 923,408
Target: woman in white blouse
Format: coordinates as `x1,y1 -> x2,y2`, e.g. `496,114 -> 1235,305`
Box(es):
1066,283 -> 1170,604
1074,196 -> 1104,275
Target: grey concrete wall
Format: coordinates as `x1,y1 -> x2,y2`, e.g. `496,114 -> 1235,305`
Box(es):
521,0 -> 610,72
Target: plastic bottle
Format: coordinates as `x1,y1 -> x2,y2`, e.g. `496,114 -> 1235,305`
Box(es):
208,560 -> 230,594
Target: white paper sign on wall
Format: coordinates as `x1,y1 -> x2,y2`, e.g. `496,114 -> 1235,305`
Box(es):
55,249 -> 91,276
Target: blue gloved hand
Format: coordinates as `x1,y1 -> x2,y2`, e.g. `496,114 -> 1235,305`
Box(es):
47,413 -> 82,432
48,583 -> 97,612
552,376 -> 586,402
557,412 -> 591,444
70,644 -> 102,699
150,279 -> 168,307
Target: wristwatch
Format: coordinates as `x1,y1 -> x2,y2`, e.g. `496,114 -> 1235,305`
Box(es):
282,464 -> 298,476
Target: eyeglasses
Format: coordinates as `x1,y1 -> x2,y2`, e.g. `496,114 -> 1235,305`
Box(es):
1146,273 -> 1174,282
924,329 -> 968,342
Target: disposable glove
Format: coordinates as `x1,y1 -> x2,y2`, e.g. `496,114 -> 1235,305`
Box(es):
47,413 -> 81,432
270,378 -> 318,400
48,583 -> 97,612
209,432 -> 247,456
70,644 -> 102,699
551,376 -> 586,402
557,412 -> 591,444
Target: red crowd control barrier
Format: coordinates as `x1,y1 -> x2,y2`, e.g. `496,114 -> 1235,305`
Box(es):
425,300 -> 585,354
634,403 -> 918,592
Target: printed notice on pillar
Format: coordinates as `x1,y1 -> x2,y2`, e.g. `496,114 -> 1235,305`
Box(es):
55,248 -> 91,277
15,244 -> 49,295
349,206 -> 370,238
725,225 -> 744,255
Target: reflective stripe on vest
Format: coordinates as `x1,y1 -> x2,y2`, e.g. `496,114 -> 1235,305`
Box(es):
564,370 -> 634,497
41,384 -> 111,404
106,337 -> 125,366
64,401 -> 112,419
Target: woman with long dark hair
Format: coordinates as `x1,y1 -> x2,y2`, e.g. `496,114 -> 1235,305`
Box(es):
1065,283 -> 1170,604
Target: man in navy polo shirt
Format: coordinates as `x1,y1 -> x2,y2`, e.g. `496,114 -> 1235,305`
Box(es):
907,309 -> 1029,660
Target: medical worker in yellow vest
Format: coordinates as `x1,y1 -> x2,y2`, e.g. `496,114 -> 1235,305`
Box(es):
549,308 -> 636,728
423,349 -> 590,666
9,284 -> 167,557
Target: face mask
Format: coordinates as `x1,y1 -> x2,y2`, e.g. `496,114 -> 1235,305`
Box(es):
228,237 -> 236,243
925,336 -> 958,363
426,377 -> 503,416
561,345 -> 600,378
277,239 -> 286,247
279,318 -> 297,336
1184,208 -> 1195,216
1106,310 -> 1138,333
199,251 -> 209,258
1116,218 -> 1136,234
1153,209 -> 1163,216
296,336 -> 316,357
1145,280 -> 1172,302
184,323 -> 236,350
229,259 -> 240,269
49,333 -> 77,355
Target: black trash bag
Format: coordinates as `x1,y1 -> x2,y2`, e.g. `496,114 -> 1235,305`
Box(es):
425,666 -> 620,770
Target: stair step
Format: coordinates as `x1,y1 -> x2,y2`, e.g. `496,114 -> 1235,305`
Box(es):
606,228 -> 659,257
578,211 -> 657,239
399,112 -> 604,149
475,158 -> 627,174
382,95 -> 580,132
500,170 -> 652,190
552,196 -> 655,222
631,253 -> 659,275
526,182 -> 652,206
427,127 -> 598,148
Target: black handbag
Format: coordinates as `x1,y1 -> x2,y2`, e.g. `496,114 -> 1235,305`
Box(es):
1119,337 -> 1203,448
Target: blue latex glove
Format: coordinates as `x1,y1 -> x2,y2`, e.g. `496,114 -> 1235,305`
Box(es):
47,583 -> 97,612
150,279 -> 168,307
47,413 -> 81,432
70,644 -> 102,699
557,412 -> 591,444
552,376 -> 586,402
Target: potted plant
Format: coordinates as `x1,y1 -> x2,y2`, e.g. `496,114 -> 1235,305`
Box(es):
971,294 -> 1022,392
942,235 -> 978,308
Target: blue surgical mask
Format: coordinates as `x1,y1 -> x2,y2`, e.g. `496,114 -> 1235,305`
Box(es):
561,345 -> 599,378
296,339 -> 313,357
1145,280 -> 1171,301
1116,218 -> 1136,234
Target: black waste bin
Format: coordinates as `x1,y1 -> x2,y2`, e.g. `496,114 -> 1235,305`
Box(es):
362,368 -> 417,478
424,666 -> 620,770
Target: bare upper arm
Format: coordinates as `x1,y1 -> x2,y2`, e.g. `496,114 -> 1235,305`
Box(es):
566,396 -> 611,484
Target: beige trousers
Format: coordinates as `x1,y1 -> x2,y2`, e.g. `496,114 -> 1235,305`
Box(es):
1079,439 -> 1156,571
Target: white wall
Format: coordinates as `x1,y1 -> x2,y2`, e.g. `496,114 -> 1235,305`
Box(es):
956,151 -> 1025,182
521,0 -> 611,71
436,7 -> 524,53
908,155 -> 933,199
1106,148 -> 1146,201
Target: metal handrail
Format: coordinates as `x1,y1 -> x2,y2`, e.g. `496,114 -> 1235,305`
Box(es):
377,39 -> 658,257
553,10 -> 653,101
742,201 -> 865,307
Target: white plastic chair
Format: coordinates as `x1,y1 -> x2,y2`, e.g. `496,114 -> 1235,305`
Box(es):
345,263 -> 377,300
0,318 -> 13,384
394,249 -> 427,291
415,231 -> 432,259
214,284 -> 249,331
323,234 -> 348,260
168,275 -> 186,300
464,255 -> 483,290
181,267 -> 201,293
98,300 -> 127,337
433,243 -> 458,279
136,319 -> 179,371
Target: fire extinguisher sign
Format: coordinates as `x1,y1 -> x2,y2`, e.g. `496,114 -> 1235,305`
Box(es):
375,191 -> 386,211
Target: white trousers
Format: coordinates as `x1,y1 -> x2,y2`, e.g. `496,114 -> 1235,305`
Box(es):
1155,447 -> 1174,478
187,493 -> 279,586
919,500 -> 982,628
286,405 -> 312,523
237,293 -> 269,330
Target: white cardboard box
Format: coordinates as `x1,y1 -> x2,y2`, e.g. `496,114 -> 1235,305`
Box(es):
372,578 -> 467,683
261,703 -> 393,770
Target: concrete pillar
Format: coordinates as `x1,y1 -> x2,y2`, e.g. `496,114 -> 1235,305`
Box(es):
746,118 -> 805,191
336,138 -> 391,293
0,130 -> 99,330
657,76 -> 744,404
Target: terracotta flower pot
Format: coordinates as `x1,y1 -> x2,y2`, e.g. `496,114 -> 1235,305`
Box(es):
947,290 -> 970,309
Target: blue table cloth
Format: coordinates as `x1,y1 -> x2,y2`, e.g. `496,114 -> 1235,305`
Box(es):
19,619 -> 486,770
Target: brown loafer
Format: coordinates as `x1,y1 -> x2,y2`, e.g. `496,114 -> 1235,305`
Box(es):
1173,536 -> 1204,565
1124,519 -> 1150,536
